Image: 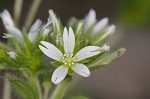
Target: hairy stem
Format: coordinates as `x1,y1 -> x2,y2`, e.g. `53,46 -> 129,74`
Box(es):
49,78 -> 71,99
43,86 -> 50,99
24,0 -> 42,30
29,76 -> 42,99
43,81 -> 52,99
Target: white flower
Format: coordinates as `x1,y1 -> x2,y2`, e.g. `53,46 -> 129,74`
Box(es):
0,9 -> 42,43
99,25 -> 116,41
49,9 -> 60,33
92,17 -> 108,36
0,9 -> 14,28
28,19 -> 42,43
0,9 -> 24,43
84,9 -> 109,36
3,26 -> 24,43
7,51 -> 16,59
84,9 -> 96,32
39,27 -> 100,84
42,18 -> 51,36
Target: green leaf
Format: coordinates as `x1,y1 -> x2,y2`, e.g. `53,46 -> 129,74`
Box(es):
88,48 -> 126,70
8,77 -> 36,99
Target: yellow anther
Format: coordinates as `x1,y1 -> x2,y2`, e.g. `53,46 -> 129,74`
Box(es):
63,53 -> 76,67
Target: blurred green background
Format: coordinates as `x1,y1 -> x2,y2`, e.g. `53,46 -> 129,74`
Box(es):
0,0 -> 150,99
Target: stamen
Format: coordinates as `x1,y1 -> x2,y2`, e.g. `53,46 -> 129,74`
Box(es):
62,53 -> 76,67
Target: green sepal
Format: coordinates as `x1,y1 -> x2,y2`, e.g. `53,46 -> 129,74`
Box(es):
23,33 -> 32,56
88,48 -> 126,70
51,61 -> 63,67
90,29 -> 107,46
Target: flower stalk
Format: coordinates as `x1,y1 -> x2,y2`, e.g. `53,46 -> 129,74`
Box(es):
3,80 -> 12,99
49,78 -> 71,99
24,0 -> 42,30
14,0 -> 24,25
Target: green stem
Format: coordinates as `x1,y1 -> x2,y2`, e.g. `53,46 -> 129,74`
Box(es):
43,86 -> 50,99
24,0 -> 42,30
14,0 -> 24,25
43,81 -> 52,99
29,76 -> 42,99
49,78 -> 71,99
3,80 -> 12,99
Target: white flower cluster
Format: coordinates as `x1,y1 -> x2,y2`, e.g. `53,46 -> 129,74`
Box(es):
84,9 -> 116,37
0,9 -> 115,84
0,10 -> 51,43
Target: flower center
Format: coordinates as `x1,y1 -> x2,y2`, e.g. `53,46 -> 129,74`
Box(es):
62,53 -> 76,67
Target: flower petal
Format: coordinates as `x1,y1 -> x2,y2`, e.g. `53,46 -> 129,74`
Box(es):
68,27 -> 75,54
75,46 -> 100,61
92,17 -> 109,36
63,27 -> 69,53
99,25 -> 116,40
51,66 -> 68,84
39,41 -> 63,61
84,9 -> 96,32
71,64 -> 90,77
49,9 -> 60,33
42,18 -> 52,36
0,9 -> 14,27
29,19 -> 42,32
28,19 -> 42,43
63,27 -> 75,54
3,33 -> 13,38
7,51 -> 16,59
6,26 -> 24,43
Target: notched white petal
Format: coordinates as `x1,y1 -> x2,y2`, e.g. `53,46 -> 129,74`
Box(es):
84,9 -> 96,32
63,27 -> 69,53
6,26 -> 24,43
51,66 -> 68,84
39,41 -> 63,61
42,19 -> 52,36
75,46 -> 100,61
3,33 -> 13,38
69,27 -> 75,54
28,19 -> 42,43
29,19 -> 42,32
0,9 -> 14,27
92,17 -> 109,36
71,64 -> 90,77
49,9 -> 60,32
